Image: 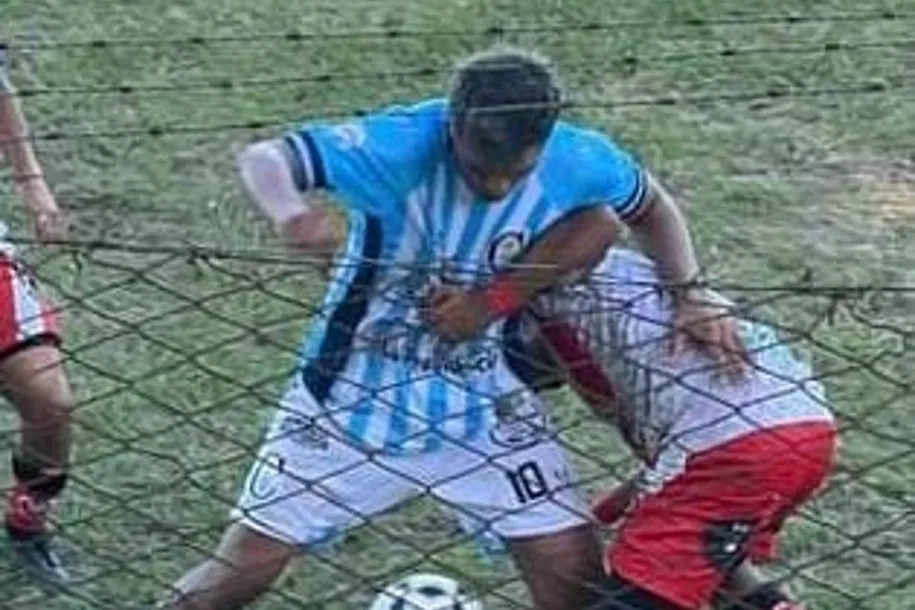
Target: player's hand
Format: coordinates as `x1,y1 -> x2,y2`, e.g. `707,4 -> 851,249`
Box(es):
590,478 -> 639,526
424,285 -> 492,342
277,209 -> 341,274
278,209 -> 338,251
670,290 -> 749,379
21,180 -> 68,244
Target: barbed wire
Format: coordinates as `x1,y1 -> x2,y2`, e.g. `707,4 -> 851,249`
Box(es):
6,9 -> 913,51
0,78 -> 904,144
8,38 -> 913,100
19,244 -> 912,609
1,6 -> 913,610
6,237 -> 915,297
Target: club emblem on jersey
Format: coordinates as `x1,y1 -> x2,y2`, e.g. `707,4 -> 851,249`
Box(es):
331,122 -> 367,149
490,390 -> 547,448
488,231 -> 526,272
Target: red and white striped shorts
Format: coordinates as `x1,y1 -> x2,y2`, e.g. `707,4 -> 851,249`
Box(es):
0,255 -> 61,359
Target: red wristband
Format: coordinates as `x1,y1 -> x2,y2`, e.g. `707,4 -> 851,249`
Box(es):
482,277 -> 526,318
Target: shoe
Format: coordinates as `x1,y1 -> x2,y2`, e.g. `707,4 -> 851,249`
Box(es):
5,483 -> 70,585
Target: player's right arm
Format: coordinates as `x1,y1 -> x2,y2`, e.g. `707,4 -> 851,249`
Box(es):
0,43 -> 65,242
236,101 -> 441,252
235,136 -> 338,254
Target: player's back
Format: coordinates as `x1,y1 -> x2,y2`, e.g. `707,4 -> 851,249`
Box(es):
531,248 -> 833,466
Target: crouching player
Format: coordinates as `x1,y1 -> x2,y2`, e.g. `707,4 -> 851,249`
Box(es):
514,248 -> 836,610
427,209 -> 835,609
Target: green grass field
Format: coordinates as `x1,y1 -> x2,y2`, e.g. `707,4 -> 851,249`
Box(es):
1,0 -> 913,608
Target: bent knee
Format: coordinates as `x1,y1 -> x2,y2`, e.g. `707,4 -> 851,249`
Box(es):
1,345 -> 74,417
215,522 -> 298,581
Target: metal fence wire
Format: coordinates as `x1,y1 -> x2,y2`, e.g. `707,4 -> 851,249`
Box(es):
0,7 -> 913,610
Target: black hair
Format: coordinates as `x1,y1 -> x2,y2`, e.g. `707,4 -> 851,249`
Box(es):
448,46 -> 562,165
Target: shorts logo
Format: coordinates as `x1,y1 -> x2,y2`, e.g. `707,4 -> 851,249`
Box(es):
247,452 -> 285,501
489,391 -> 547,448
488,231 -> 526,272
703,519 -> 756,573
278,414 -> 329,451
331,122 -> 367,149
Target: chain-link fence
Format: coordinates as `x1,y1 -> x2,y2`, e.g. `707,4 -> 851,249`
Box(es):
2,3 -> 914,609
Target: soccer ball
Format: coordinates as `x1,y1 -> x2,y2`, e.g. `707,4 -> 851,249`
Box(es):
369,573 -> 483,610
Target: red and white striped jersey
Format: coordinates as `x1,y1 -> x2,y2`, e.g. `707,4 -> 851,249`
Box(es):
526,248 -> 834,484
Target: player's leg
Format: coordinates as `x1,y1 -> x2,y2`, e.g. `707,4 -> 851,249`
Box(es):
431,401 -> 604,610
0,256 -> 73,583
507,522 -> 605,610
160,522 -> 297,610
159,377 -> 418,610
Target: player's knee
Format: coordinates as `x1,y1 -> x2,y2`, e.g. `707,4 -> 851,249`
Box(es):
162,525 -> 294,610
509,524 -> 605,609
3,346 -> 74,425
16,391 -> 73,455
216,522 -> 297,584
26,391 -> 72,428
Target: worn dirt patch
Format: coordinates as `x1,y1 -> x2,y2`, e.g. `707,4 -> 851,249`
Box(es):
811,154 -> 915,224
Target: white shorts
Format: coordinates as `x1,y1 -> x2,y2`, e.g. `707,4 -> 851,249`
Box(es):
232,376 -> 589,549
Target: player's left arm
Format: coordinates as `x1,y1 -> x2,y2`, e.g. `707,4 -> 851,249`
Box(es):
577,132 -> 749,375
0,44 -> 65,243
628,173 -> 750,375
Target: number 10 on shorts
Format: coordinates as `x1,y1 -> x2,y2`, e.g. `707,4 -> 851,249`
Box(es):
506,460 -> 549,504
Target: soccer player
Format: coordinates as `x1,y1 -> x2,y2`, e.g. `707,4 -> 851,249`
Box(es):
161,46 -> 738,610
446,216 -> 835,610
0,41 -> 74,583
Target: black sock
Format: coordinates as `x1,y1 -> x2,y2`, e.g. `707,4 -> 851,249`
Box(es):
718,582 -> 795,610
11,454 -> 68,501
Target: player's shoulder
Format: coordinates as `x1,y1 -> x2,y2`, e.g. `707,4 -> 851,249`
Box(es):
544,121 -> 636,169
355,97 -> 447,142
538,122 -> 641,194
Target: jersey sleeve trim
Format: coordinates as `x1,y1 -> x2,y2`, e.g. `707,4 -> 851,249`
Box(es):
283,131 -> 328,191
615,169 -> 649,221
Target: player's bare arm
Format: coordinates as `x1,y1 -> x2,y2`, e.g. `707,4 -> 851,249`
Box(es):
0,59 -> 65,243
626,172 -> 749,376
236,139 -> 340,258
426,206 -> 623,341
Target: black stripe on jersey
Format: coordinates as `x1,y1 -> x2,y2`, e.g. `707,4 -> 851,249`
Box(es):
616,170 -> 649,221
300,131 -> 327,188
300,215 -> 382,403
282,131 -> 328,191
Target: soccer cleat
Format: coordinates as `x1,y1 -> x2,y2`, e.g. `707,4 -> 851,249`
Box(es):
4,483 -> 70,585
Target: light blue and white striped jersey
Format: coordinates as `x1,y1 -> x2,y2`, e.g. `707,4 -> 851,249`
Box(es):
284,98 -> 649,454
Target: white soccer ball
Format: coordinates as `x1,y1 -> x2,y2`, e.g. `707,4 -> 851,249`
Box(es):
369,573 -> 483,610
